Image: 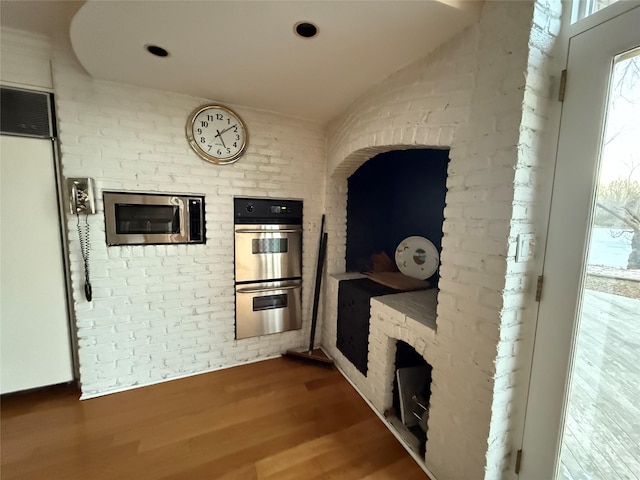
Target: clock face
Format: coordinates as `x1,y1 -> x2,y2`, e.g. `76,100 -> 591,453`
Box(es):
186,104 -> 247,164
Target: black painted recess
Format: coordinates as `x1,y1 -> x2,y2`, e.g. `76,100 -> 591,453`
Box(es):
346,148 -> 449,285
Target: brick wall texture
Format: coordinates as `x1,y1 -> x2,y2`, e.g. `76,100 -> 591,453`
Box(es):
321,1 -> 562,479
48,45 -> 327,397
1,0 -> 563,478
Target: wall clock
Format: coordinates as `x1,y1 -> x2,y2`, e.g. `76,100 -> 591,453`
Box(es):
186,104 -> 247,165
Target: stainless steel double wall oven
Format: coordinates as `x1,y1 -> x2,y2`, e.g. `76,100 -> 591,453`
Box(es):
234,198 -> 303,339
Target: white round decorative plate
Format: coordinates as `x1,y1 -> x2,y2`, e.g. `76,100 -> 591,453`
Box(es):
395,236 -> 439,280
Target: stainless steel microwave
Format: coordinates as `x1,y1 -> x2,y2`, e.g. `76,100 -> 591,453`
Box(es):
103,192 -> 205,246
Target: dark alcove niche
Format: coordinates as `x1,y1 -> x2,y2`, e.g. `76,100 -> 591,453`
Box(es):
393,340 -> 433,456
346,148 -> 449,285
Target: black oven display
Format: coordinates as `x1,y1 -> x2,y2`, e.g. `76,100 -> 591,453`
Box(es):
253,293 -> 288,312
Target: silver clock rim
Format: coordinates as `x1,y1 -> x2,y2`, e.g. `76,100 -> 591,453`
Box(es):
186,104 -> 248,165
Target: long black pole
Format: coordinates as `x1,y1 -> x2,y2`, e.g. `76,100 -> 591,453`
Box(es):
308,215 -> 326,354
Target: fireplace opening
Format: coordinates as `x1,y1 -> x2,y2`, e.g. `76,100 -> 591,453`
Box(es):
392,340 -> 432,456
346,148 -> 449,286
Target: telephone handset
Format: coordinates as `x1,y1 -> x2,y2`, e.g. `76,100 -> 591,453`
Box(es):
68,178 -> 96,215
66,178 -> 96,302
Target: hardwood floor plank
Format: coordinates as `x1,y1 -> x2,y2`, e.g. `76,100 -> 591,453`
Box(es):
361,456 -> 429,479
1,357 -> 428,480
256,417 -> 415,480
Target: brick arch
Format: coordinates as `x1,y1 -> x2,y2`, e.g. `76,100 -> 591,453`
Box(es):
321,139 -> 453,469
329,145 -> 427,180
316,2 -> 556,477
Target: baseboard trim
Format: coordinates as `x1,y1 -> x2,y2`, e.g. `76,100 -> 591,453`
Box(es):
79,354 -> 282,400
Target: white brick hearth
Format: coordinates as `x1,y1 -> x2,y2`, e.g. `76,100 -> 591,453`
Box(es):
334,277 -> 438,416
321,2 -> 562,479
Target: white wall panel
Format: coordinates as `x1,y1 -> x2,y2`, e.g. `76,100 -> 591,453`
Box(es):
0,136 -> 73,393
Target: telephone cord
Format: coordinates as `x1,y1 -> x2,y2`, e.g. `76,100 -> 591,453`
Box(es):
76,213 -> 92,301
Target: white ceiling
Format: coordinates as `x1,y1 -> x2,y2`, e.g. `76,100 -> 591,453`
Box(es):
1,0 -> 483,124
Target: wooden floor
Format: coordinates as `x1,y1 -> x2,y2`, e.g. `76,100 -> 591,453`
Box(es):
559,290 -> 640,480
1,356 -> 428,480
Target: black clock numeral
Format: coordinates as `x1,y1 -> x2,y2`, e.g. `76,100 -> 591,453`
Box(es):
233,126 -> 238,133
200,137 -> 206,143
201,121 -> 208,127
227,118 -> 231,124
226,148 -> 231,154
235,134 -> 240,141
197,128 -> 202,134
216,113 -> 223,120
233,142 -> 237,148
217,149 -> 223,156
207,145 -> 213,151
206,114 -> 215,121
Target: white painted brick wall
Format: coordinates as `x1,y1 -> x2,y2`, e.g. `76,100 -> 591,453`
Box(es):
321,2 -> 561,480
485,1 -> 564,478
43,44 -> 327,397
4,1 -> 563,475
323,14 -> 486,479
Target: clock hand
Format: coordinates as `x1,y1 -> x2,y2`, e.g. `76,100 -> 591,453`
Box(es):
218,124 -> 237,136
215,129 -> 227,148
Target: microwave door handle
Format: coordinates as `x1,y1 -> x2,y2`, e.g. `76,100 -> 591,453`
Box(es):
236,285 -> 299,294
235,228 -> 301,234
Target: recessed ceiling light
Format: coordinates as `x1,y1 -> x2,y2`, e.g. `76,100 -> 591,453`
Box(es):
294,21 -> 319,39
145,44 -> 169,57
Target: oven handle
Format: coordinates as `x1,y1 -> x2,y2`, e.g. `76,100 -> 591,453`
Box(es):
236,285 -> 300,294
235,228 -> 301,234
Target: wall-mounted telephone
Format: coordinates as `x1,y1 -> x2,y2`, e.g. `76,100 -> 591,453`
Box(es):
67,177 -> 96,215
66,178 -> 96,302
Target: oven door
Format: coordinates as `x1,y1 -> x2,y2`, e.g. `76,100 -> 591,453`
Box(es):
235,280 -> 302,339
234,224 -> 302,282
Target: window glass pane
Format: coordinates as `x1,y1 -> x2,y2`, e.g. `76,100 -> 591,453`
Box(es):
253,294 -> 287,311
115,204 -> 180,234
572,0 -> 622,23
556,47 -> 640,480
251,238 -> 288,254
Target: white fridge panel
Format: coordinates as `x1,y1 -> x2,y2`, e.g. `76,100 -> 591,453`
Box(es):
1,135 -> 74,393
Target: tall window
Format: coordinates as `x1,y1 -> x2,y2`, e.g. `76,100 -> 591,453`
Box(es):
572,0 -> 621,23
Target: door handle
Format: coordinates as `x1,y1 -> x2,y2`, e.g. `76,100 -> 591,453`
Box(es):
236,284 -> 300,294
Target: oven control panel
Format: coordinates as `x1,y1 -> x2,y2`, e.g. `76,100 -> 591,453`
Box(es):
234,197 -> 302,224
270,205 -> 293,214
